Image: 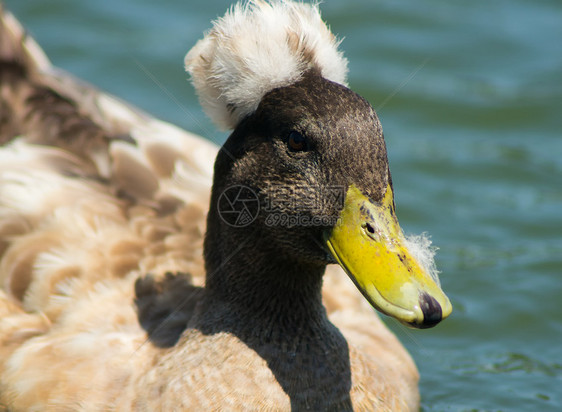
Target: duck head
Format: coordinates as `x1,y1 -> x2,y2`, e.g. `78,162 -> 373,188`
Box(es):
186,0 -> 451,328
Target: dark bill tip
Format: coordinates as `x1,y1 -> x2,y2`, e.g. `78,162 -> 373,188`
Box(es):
412,292 -> 443,329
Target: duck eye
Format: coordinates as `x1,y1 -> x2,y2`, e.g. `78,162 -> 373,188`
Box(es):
287,131 -> 308,152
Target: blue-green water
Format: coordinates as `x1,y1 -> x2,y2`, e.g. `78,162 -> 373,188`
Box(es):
5,0 -> 562,410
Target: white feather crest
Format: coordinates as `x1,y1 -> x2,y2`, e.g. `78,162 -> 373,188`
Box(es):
185,0 -> 348,130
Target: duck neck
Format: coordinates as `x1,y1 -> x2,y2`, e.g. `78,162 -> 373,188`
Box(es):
202,211 -> 353,409
202,214 -> 329,337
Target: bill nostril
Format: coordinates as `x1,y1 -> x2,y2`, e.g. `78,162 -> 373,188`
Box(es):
362,222 -> 379,241
418,292 -> 442,328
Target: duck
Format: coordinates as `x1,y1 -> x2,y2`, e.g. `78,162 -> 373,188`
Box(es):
0,1 -> 452,410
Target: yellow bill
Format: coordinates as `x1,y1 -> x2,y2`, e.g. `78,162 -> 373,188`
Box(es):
325,184 -> 452,328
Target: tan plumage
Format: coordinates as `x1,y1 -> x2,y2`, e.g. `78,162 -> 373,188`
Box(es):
0,2 -> 421,410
